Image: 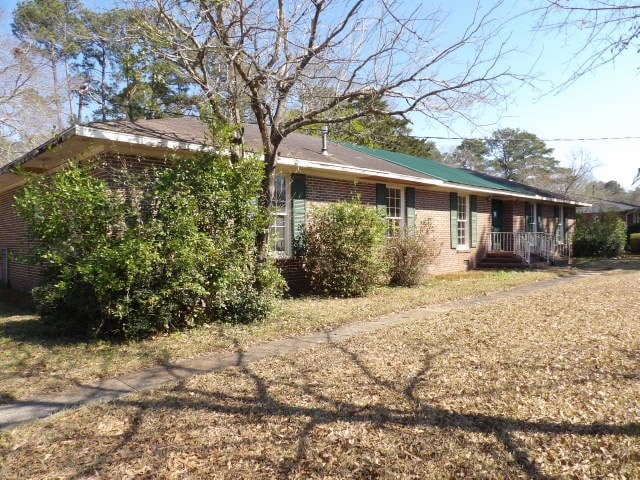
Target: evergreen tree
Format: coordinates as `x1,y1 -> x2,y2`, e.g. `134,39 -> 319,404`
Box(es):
484,128 -> 557,183
300,96 -> 442,159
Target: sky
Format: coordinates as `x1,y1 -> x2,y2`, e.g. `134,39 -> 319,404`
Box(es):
1,0 -> 638,190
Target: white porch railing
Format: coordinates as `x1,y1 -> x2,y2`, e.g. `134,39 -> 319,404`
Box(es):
489,232 -> 571,266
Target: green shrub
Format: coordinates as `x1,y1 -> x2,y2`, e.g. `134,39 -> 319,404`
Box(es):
573,212 -> 627,258
627,222 -> 640,248
385,220 -> 440,286
303,199 -> 386,297
630,233 -> 640,253
15,153 -> 285,340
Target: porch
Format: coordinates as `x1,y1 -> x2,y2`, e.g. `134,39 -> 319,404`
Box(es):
479,232 -> 572,269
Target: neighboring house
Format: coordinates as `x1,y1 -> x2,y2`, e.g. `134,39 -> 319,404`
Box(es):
0,117 -> 587,291
578,198 -> 640,228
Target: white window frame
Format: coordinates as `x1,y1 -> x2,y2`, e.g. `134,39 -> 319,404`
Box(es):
557,206 -> 565,243
525,202 -> 536,233
269,174 -> 291,258
385,184 -> 405,237
457,194 -> 470,250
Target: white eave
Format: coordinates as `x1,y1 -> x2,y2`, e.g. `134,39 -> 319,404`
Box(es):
277,155 -> 590,207
75,125 -> 207,152
0,125 -> 590,207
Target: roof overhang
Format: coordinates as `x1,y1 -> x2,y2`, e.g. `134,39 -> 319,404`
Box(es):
277,156 -> 590,206
0,124 -> 590,207
0,125 -> 208,194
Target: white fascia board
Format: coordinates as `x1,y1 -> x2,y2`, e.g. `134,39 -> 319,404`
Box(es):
442,181 -> 591,207
277,155 -> 589,206
276,156 -> 444,187
75,125 -> 208,152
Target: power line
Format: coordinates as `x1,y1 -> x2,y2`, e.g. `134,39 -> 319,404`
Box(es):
411,135 -> 640,142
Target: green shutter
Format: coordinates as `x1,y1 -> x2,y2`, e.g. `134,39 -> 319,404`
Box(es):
376,183 -> 387,216
450,192 -> 458,249
470,195 -> 478,248
405,187 -> 416,234
291,174 -> 306,255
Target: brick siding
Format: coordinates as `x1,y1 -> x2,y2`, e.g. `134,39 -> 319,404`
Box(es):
0,163 -> 580,292
0,187 -> 42,290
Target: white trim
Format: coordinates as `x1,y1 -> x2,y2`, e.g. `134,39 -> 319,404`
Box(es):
276,155 -> 589,207
456,194 -> 470,250
276,156 -> 444,188
0,125 -> 590,207
75,125 -> 208,152
385,184 -> 405,236
269,173 -> 291,258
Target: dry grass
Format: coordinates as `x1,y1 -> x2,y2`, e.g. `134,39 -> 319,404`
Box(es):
0,270 -> 560,402
1,268 -> 639,479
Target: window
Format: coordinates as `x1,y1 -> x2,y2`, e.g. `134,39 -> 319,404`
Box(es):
524,202 -> 535,232
457,195 -> 469,247
269,175 -> 289,256
555,206 -> 564,242
386,186 -> 403,236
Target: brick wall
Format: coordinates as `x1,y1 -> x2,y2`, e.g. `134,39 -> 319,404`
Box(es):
0,187 -> 42,291
0,163 -> 581,292
305,176 -> 491,276
415,189 -> 491,275
512,201 -> 526,232
306,176 -> 376,209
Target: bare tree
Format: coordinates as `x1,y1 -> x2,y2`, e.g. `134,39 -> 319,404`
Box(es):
134,0 -> 524,265
537,1 -> 640,86
557,149 -> 597,196
0,40 -> 56,166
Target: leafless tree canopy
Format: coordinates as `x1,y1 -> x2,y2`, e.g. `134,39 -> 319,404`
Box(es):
133,0 -> 525,262
136,0 -> 522,149
0,40 -> 55,166
537,1 -> 640,86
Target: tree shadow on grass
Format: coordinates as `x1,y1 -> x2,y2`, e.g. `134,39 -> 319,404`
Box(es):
574,256 -> 640,272
57,343 -> 640,480
0,316 -> 99,347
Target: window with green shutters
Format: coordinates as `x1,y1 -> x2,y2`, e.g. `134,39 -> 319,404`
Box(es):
524,202 -> 534,233
450,192 -> 477,249
269,175 -> 289,256
377,183 -> 411,237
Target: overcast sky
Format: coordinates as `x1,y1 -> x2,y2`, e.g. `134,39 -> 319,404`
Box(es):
1,0 -> 638,189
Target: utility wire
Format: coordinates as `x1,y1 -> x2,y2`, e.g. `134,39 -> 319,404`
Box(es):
409,135 -> 640,142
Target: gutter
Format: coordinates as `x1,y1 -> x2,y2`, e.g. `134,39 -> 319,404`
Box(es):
0,125 -> 78,177
277,156 -> 590,207
0,125 -> 590,207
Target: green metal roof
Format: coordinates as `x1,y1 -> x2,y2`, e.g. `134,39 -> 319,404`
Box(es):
338,142 -> 532,195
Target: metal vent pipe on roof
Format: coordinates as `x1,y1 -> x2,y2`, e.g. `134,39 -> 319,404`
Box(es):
320,125 -> 329,155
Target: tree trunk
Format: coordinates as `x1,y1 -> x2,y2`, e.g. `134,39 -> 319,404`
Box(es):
50,49 -> 63,129
256,148 -> 277,269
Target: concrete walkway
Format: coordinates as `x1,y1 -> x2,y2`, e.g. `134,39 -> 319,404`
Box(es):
0,271 -> 599,430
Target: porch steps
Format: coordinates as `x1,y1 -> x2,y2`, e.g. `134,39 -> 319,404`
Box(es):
477,252 -> 527,269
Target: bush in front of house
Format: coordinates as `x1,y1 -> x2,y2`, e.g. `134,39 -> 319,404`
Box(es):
303,199 -> 386,297
385,220 -> 440,286
15,153 -> 285,340
573,212 -> 627,258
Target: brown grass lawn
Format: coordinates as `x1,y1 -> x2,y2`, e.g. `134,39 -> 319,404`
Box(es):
1,267 -> 639,479
0,270 -> 560,402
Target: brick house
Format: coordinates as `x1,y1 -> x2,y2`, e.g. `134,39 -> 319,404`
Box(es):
0,117 -> 586,291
